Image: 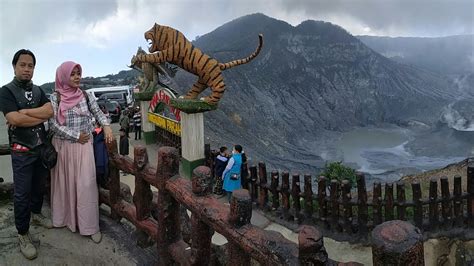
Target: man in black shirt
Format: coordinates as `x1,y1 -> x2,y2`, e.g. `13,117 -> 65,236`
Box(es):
0,49 -> 53,260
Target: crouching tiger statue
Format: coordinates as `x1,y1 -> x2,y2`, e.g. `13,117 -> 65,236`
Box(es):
131,23 -> 263,105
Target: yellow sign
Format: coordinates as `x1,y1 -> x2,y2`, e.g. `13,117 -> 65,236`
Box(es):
148,112 -> 181,136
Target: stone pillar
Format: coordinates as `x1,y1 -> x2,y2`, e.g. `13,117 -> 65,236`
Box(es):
372,220 -> 424,266
180,112 -> 205,179
190,166 -> 213,265
141,100 -> 156,144
298,225 -> 329,265
228,189 -> 252,266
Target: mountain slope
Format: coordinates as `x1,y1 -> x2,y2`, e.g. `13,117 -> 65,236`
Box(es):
167,13 -> 455,171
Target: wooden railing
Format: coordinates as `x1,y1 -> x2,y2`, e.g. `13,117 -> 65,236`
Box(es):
254,163 -> 473,240
100,140 -> 345,265
0,141 -> 431,265
207,152 -> 474,241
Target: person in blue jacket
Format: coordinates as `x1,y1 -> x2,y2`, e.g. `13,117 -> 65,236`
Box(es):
222,144 -> 243,201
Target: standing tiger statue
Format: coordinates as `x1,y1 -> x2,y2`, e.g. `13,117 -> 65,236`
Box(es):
131,23 -> 263,106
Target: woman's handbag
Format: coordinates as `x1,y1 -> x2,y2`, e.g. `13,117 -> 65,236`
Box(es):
40,131 -> 57,169
230,172 -> 241,181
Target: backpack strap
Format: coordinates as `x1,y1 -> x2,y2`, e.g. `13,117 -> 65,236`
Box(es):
82,91 -> 92,113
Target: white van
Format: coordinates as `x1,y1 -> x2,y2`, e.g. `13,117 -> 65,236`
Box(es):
85,86 -> 133,106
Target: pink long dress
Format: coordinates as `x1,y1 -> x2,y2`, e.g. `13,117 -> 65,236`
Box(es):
49,91 -> 109,235
51,137 -> 99,235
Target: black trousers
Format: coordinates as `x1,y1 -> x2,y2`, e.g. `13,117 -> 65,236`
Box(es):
11,150 -> 48,235
134,126 -> 141,140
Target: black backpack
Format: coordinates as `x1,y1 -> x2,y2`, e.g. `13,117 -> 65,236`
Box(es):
40,131 -> 57,169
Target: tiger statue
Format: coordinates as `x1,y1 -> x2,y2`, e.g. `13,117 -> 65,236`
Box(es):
131,23 -> 263,105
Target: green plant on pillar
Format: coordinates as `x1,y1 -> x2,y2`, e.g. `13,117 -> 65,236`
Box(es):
320,161 -> 357,186
134,91 -> 157,101
170,98 -> 217,113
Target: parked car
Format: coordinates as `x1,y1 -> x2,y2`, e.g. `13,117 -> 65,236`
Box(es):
97,92 -> 127,109
99,100 -> 121,123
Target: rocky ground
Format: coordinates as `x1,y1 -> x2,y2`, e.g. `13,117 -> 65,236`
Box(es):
0,202 -> 158,265
401,157 -> 471,194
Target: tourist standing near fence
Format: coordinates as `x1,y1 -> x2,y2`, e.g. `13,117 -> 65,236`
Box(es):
0,49 -> 54,260
222,145 -> 243,201
119,110 -> 130,136
49,61 -> 113,244
133,108 -> 142,140
119,127 -> 130,156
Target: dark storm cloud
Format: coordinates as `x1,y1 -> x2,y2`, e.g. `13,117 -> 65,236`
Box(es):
280,0 -> 473,36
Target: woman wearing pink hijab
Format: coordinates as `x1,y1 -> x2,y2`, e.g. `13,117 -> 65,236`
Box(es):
49,61 -> 113,243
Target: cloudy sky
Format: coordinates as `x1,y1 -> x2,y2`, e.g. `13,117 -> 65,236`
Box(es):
1,0 -> 472,86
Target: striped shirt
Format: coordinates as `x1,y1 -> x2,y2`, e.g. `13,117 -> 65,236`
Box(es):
49,92 -> 110,142
133,113 -> 142,127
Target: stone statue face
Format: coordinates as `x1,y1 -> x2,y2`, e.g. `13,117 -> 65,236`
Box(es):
159,148 -> 179,171
136,153 -> 148,169
145,24 -> 160,53
134,147 -> 148,170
